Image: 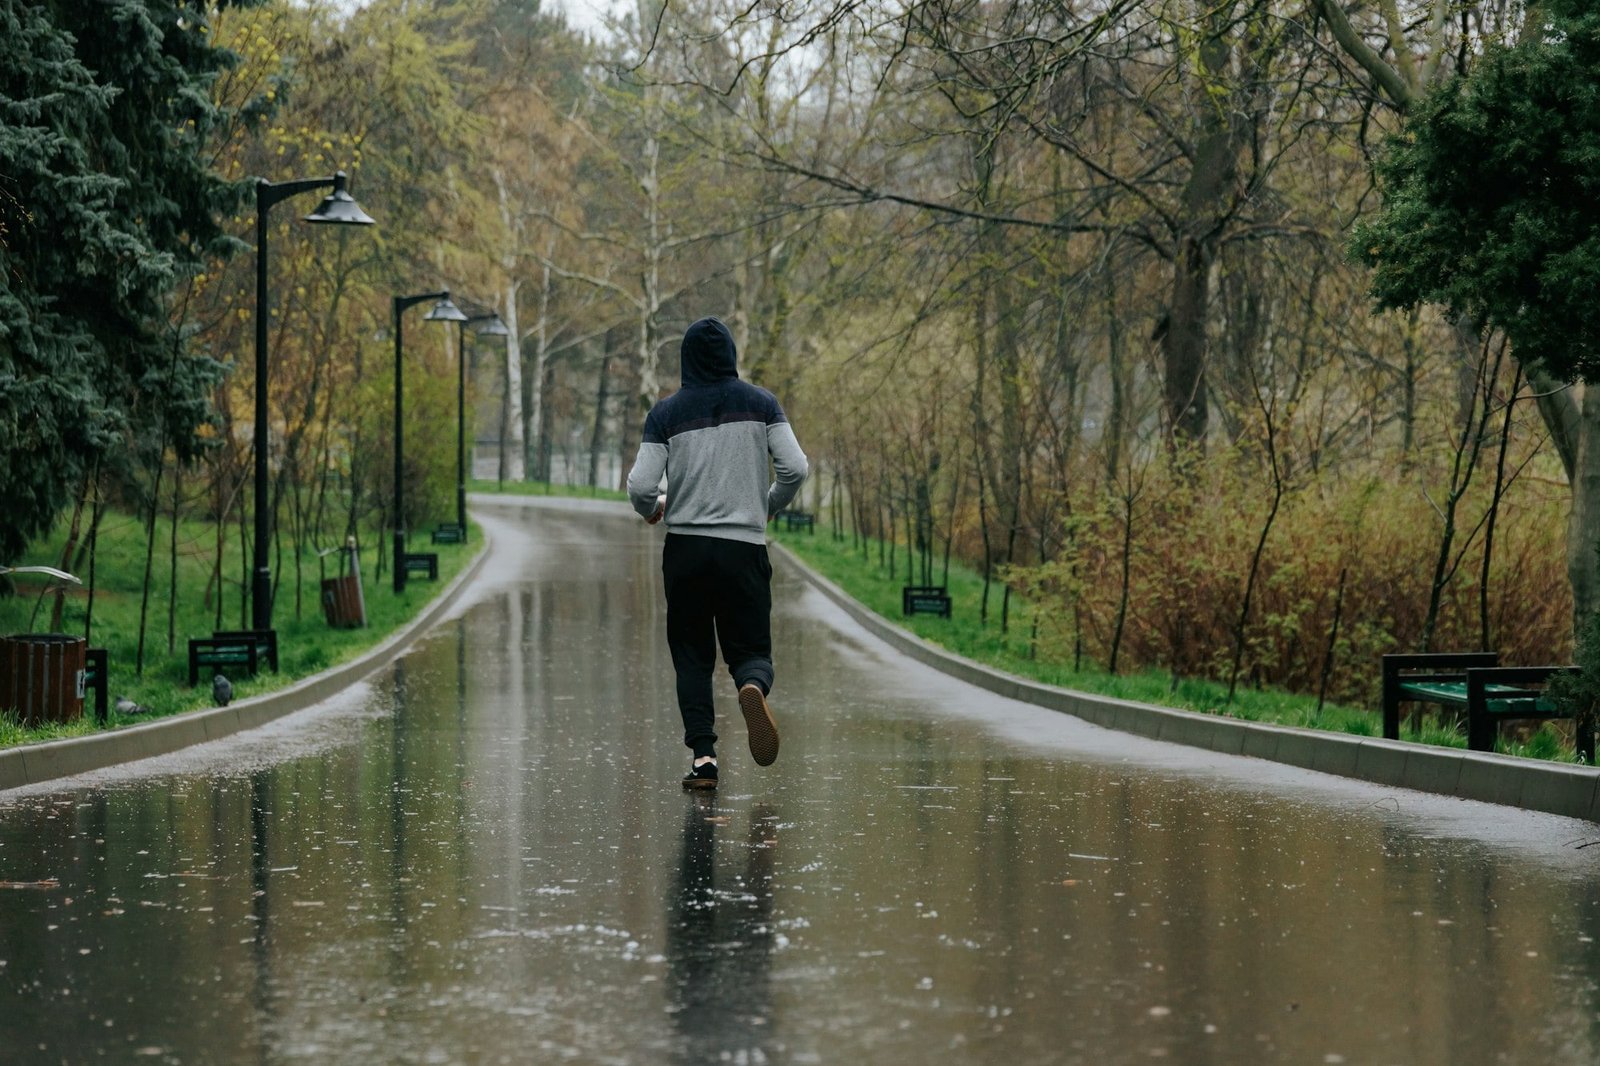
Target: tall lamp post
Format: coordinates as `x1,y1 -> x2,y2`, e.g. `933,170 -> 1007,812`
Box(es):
393,291 -> 467,592
252,172 -> 374,632
454,312 -> 509,537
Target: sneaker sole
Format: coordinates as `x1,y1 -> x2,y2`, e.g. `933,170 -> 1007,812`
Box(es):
739,684 -> 780,767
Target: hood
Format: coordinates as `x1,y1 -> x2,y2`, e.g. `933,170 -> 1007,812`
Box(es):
680,317 -> 739,386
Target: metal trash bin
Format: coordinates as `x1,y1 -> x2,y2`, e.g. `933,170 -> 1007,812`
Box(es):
0,633 -> 87,726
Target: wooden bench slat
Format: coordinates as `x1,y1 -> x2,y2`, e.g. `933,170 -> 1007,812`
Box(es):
1399,681 -> 1536,704
1482,694 -> 1557,715
1397,682 -> 1468,704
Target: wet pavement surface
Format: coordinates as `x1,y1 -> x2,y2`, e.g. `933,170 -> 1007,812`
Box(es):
2,497 -> 1599,1064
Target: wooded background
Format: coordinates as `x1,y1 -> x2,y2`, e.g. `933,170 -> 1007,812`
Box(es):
4,0 -> 1596,705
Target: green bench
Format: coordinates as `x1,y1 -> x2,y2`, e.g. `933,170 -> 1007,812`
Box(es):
402,552 -> 439,580
779,511 -> 815,533
188,629 -> 278,687
902,585 -> 952,618
1381,653 -> 1593,760
431,524 -> 466,544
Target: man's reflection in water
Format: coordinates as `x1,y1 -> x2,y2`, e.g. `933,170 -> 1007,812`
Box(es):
666,796 -> 780,1062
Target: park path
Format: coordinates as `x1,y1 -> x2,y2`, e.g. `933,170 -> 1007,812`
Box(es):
0,496 -> 1597,1064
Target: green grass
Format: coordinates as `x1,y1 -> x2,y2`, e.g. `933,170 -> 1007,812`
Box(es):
770,525 -> 1588,764
0,511 -> 480,748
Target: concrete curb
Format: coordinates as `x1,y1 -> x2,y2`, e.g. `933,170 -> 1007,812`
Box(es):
0,530 -> 493,794
770,540 -> 1600,824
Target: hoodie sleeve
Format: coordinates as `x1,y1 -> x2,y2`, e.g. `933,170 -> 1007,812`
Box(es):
626,410 -> 668,518
765,417 -> 809,517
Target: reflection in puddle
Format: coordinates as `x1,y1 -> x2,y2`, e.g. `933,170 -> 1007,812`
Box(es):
666,796 -> 780,1062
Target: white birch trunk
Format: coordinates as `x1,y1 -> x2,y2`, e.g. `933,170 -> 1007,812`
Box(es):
639,129 -> 662,407
528,246 -> 553,483
491,166 -> 526,482
500,277 -> 526,482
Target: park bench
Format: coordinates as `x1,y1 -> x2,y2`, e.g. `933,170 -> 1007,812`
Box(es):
902,585 -> 952,618
1380,653 -> 1593,760
402,552 -> 439,580
779,510 -> 815,533
431,524 -> 466,544
188,628 -> 278,687
84,646 -> 107,724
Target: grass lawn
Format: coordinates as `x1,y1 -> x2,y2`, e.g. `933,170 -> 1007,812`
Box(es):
0,510 -> 480,749
768,525 -> 1584,764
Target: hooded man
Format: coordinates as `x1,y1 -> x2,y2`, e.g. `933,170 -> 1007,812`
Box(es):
627,317 -> 809,790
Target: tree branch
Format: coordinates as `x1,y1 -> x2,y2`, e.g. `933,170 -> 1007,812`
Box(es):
1313,0 -> 1414,111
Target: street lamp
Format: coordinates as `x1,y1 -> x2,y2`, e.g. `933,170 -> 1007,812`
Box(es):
393,291 -> 467,592
252,171 -> 374,632
454,312 -> 509,536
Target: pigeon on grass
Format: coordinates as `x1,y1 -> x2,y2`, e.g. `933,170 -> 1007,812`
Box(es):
213,674 -> 233,707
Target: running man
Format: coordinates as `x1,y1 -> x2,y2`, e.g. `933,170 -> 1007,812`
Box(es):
626,317 -> 809,790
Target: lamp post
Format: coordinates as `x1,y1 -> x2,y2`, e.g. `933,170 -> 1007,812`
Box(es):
252,172 -> 374,632
393,291 -> 467,592
455,312 -> 509,536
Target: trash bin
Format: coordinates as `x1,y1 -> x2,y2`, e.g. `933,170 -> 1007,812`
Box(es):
317,537 -> 368,629
321,574 -> 365,628
0,633 -> 87,726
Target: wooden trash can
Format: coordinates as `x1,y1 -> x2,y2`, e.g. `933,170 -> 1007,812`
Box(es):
321,574 -> 366,628
0,633 -> 87,726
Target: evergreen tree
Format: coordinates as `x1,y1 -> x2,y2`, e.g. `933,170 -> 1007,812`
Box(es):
1353,0 -> 1600,382
0,0 -> 242,563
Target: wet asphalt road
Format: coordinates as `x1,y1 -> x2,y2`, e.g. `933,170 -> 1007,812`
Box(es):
1,497 -> 1598,1065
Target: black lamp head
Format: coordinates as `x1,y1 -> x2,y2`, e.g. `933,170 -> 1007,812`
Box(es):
424,295 -> 469,322
305,171 -> 375,226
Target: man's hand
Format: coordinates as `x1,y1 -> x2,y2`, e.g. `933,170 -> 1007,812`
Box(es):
647,494 -> 666,525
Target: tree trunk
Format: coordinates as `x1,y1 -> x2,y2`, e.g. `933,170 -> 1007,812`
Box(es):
1479,366 -> 1522,650
50,472 -> 91,631
1525,367 -> 1591,639
492,170 -> 527,483
589,353 -> 613,489
1163,237 -> 1212,447
526,261 -> 551,483
1104,264 -> 1127,487
501,278 -> 526,482
1565,385 -> 1600,634
1162,4 -> 1248,452
168,464 -> 181,655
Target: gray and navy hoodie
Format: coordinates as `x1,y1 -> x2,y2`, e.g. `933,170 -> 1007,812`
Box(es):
626,317 -> 808,544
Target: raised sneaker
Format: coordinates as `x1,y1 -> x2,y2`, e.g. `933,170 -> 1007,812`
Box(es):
738,684 -> 780,767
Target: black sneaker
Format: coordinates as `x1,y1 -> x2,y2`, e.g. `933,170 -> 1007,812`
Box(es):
682,758 -> 718,790
739,684 -> 780,766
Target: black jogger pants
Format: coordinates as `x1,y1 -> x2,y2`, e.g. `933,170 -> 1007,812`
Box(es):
662,532 -> 774,757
